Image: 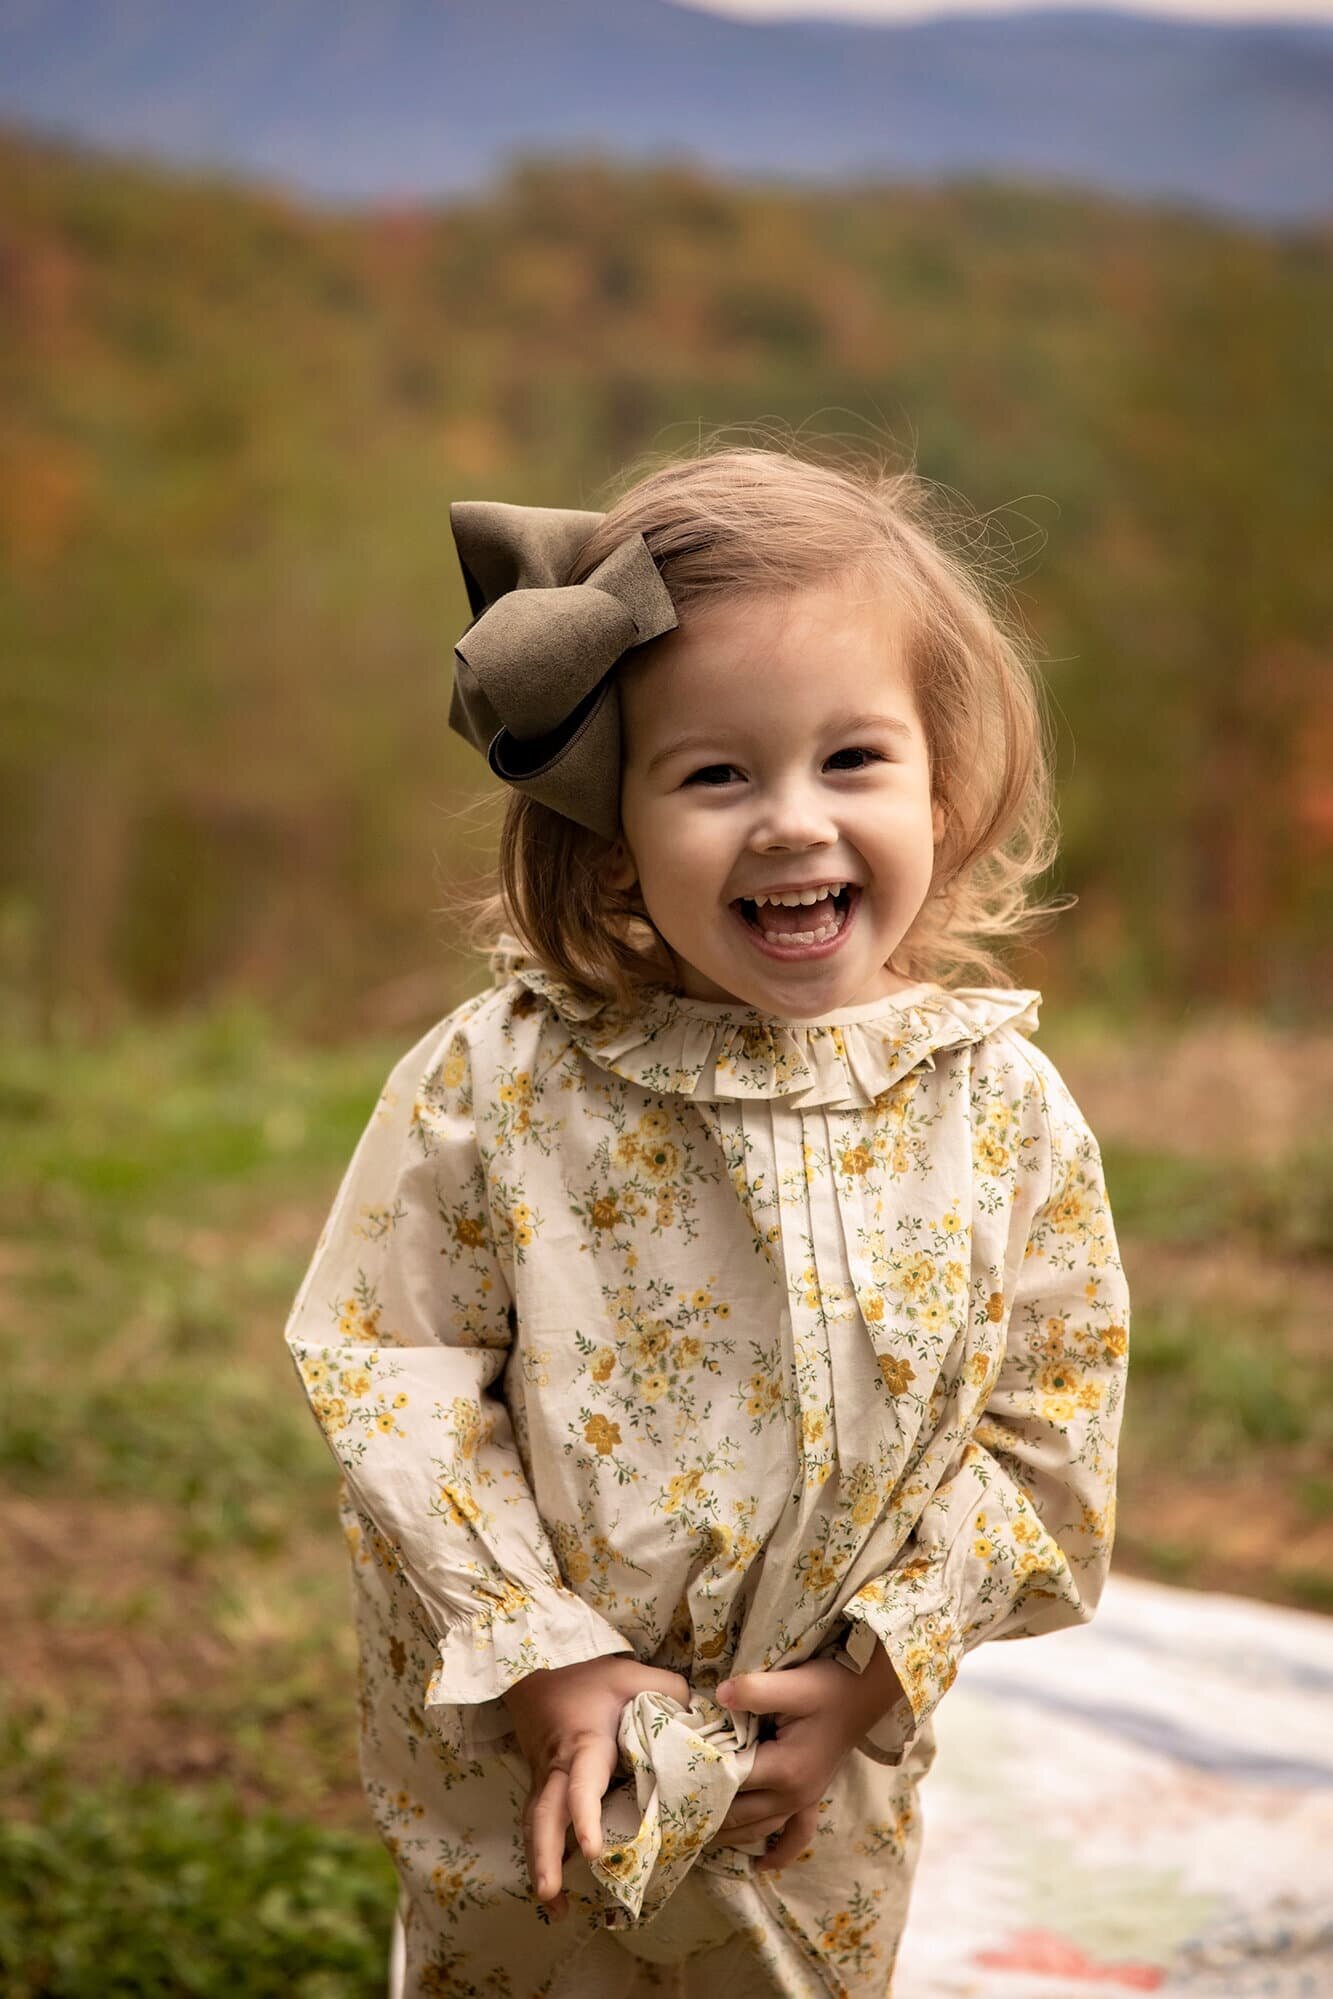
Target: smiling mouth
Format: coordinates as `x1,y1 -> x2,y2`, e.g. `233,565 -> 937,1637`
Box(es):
733,884 -> 857,947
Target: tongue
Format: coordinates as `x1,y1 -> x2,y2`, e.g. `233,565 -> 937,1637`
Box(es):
755,897 -> 836,938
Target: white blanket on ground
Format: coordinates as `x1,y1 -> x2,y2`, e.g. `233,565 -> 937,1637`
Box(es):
894,1571 -> 1333,1997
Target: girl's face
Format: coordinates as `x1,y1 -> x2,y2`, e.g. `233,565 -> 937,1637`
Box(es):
609,582 -> 946,1017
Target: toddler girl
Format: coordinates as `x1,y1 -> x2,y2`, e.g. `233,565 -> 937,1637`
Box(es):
284,444 -> 1130,1997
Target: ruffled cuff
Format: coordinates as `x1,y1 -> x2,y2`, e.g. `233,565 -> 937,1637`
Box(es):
826,1620 -> 921,1766
423,1585 -> 635,1757
840,1564 -> 962,1742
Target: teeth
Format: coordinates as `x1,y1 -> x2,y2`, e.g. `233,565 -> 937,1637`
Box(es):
751,883 -> 846,908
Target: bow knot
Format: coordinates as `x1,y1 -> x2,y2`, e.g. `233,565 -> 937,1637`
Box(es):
449,500 -> 679,839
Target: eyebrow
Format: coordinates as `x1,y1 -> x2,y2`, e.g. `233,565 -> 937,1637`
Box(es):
645,711 -> 917,775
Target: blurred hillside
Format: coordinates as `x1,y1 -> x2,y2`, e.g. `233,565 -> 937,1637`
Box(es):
3,0 -> 1332,222
2,127 -> 1330,1036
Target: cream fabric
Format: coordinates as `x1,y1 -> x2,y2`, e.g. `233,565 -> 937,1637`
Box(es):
284,936 -> 1129,1992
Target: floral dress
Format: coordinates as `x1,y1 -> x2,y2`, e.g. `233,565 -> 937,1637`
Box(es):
284,934 -> 1130,1998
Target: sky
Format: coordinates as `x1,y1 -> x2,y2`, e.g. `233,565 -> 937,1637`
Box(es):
680,0 -> 1333,21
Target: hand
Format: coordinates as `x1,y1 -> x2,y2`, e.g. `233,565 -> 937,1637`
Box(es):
711,1645 -> 906,1873
501,1654 -> 691,1919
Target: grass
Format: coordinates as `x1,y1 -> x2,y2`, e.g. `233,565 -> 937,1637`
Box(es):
2,998 -> 1329,1987
0,1735 -> 394,1999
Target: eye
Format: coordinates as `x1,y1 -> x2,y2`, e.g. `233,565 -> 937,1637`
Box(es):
681,747 -> 888,787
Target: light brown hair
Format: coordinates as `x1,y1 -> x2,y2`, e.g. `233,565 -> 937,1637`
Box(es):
444,429 -> 1069,1010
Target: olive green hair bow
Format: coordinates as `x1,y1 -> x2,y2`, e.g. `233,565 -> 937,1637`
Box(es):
448,499 -> 679,840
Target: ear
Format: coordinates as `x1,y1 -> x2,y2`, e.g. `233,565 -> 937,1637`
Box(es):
602,835 -> 639,894
931,799 -> 947,846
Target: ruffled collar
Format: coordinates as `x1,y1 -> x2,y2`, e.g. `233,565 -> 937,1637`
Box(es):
487,933 -> 1041,1110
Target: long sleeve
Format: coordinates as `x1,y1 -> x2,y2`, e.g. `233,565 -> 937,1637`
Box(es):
283,1004 -> 633,1751
838,1044 -> 1130,1743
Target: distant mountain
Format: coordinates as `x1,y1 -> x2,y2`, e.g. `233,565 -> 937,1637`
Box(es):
2,0 -> 1330,224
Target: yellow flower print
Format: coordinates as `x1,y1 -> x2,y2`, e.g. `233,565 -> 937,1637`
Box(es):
374,1411 -> 397,1434
860,1292 -> 885,1324
1015,1548 -> 1057,1580
337,1299 -> 382,1342
690,1289 -> 712,1310
944,1260 -> 967,1295
840,1144 -> 874,1176
966,1349 -> 993,1386
430,1864 -> 468,1908
973,1537 -> 994,1558
1042,1394 -> 1078,1425
655,1194 -> 676,1227
304,1359 -> 330,1387
641,1371 -> 668,1403
590,1346 -> 616,1383
344,1369 -> 371,1397
878,1354 -> 916,1397
632,1322 -> 672,1366
1050,1181 -> 1092,1233
636,1108 -> 673,1141
920,1301 -> 949,1334
891,1145 -> 910,1172
313,1394 -> 348,1432
1038,1360 -> 1081,1396
986,1291 -> 1005,1322
940,1206 -> 961,1232
674,1334 -> 703,1366
851,1488 -> 879,1527
1013,1514 -> 1041,1545
562,1546 -> 591,1585
802,1557 -> 839,1596
803,1409 -> 827,1445
584,1414 -> 622,1456
895,1558 -> 934,1584
1101,1323 -> 1128,1357
894,1253 -> 934,1299
392,1392 -> 408,1409
440,1048 -> 466,1090
974,1133 -> 1009,1175
641,1140 -> 681,1182
985,1099 -> 1012,1129
512,1222 -> 534,1248
715,1302 -> 731,1320
665,1468 -> 704,1512
590,1196 -> 622,1230
1076,1379 -> 1103,1410
439,1483 -> 480,1527
614,1134 -> 641,1167
453,1216 -> 486,1249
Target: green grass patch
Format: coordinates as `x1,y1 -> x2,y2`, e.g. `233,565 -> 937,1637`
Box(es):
1101,1143 -> 1333,1261
0,1763 -> 395,1998
1120,1298 -> 1333,1476
0,1002 -> 403,1548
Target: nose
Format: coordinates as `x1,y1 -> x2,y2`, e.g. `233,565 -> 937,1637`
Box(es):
748,776 -> 839,855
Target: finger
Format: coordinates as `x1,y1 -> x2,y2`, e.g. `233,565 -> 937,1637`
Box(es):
715,1787 -> 790,1836
567,1736 -> 617,1862
527,1768 -> 572,1904
716,1670 -> 809,1716
757,1801 -> 819,1872
731,1740 -> 786,1793
710,1812 -> 790,1849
